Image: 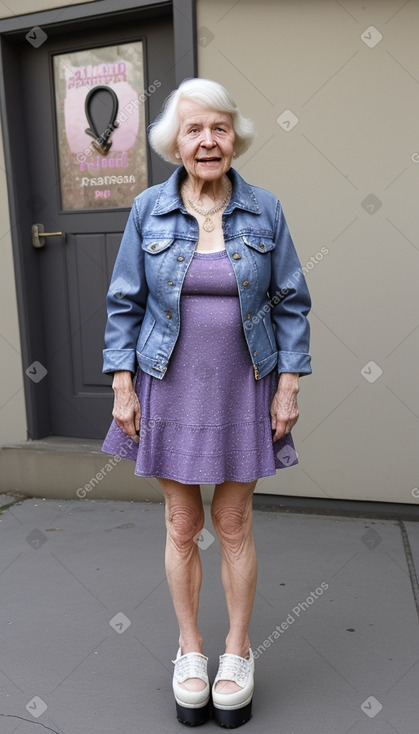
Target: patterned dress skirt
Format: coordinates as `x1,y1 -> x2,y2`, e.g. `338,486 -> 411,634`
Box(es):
101,249 -> 298,484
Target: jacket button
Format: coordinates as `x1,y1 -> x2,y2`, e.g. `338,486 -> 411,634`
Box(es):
259,243 -> 265,249
150,243 -> 157,250
246,313 -> 251,320
253,350 -> 258,356
177,256 -> 184,261
167,280 -> 174,286
242,280 -> 249,286
232,252 -> 241,259
166,311 -> 172,319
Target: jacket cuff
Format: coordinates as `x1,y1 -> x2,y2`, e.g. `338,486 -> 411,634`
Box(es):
277,351 -> 312,376
102,349 -> 137,374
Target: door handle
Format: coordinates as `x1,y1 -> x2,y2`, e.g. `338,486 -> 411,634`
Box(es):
32,223 -> 64,248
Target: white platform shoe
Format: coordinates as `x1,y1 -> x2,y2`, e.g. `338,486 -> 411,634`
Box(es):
172,648 -> 211,726
212,648 -> 254,728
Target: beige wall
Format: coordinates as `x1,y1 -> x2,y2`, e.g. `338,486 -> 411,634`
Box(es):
197,0 -> 419,503
0,0 -> 417,502
0,117 -> 27,443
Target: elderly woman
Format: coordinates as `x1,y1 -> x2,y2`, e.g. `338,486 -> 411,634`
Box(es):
102,78 -> 311,728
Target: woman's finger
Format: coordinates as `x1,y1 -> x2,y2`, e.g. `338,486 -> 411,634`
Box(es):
113,392 -> 141,441
134,398 -> 141,433
114,415 -> 139,441
271,412 -> 299,441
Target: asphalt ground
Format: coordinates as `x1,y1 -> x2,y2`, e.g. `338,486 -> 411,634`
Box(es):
1,494 -> 418,734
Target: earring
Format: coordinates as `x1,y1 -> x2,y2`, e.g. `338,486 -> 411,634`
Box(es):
175,152 -> 181,159
233,151 -> 237,158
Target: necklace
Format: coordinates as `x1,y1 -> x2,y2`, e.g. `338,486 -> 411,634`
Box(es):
183,183 -> 232,232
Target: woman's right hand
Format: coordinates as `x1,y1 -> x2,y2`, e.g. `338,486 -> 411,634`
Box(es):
112,370 -> 141,442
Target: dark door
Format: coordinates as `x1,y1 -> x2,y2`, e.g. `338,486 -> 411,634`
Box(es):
18,10 -> 176,438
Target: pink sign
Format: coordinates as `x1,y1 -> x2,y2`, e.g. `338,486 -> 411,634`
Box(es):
53,42 -> 150,210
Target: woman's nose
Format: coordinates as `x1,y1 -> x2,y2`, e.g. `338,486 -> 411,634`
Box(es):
200,129 -> 216,146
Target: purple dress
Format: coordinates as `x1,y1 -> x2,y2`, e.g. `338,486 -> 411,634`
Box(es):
101,249 -> 298,484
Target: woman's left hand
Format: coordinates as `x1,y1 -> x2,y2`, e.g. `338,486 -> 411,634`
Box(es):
270,372 -> 300,441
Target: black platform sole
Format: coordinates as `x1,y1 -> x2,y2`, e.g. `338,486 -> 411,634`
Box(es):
213,699 -> 252,728
176,700 -> 211,726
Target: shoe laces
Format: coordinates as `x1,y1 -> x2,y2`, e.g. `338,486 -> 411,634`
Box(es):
173,651 -> 209,685
215,654 -> 251,687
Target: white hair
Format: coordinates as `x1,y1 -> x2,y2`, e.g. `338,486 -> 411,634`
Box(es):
148,78 -> 255,164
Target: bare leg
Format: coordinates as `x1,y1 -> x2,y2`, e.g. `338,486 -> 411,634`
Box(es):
211,479 -> 258,693
157,477 -> 206,692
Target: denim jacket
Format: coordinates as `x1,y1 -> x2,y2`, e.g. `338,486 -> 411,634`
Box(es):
103,166 -> 311,381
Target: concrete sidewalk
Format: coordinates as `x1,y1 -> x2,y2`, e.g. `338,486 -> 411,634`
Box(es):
0,494 -> 418,734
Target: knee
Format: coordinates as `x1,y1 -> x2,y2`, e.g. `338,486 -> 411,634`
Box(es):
166,503 -> 205,551
211,503 -> 251,553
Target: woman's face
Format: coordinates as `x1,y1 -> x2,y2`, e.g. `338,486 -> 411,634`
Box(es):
175,98 -> 235,183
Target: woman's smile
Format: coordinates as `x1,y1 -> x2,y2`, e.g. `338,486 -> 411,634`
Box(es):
196,157 -> 222,167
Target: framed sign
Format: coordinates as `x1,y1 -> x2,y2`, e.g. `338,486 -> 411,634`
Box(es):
53,42 -> 152,210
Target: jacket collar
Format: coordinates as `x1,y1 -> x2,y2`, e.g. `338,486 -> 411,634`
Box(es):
151,165 -> 261,216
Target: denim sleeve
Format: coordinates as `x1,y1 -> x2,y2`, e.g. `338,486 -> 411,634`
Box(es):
102,201 -> 148,374
269,200 -> 312,376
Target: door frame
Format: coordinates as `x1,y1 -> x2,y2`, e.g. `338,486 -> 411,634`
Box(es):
0,0 -> 197,439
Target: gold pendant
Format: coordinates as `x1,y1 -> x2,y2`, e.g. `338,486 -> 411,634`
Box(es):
203,217 -> 215,232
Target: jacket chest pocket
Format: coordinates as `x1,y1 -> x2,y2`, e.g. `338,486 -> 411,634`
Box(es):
242,235 -> 275,254
142,239 -> 175,289
141,238 -> 175,255
242,235 -> 274,287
